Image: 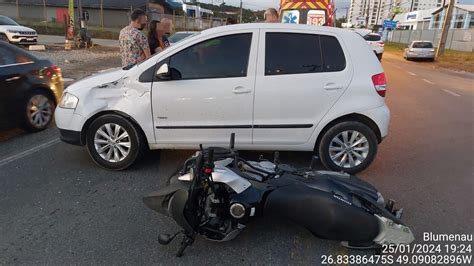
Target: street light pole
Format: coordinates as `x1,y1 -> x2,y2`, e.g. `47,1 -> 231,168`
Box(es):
239,0 -> 243,23
436,0 -> 455,57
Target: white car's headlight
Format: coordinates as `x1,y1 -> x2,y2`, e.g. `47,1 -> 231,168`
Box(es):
58,92 -> 79,109
7,29 -> 19,33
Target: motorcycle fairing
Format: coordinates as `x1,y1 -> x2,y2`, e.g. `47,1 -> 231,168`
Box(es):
178,165 -> 252,194
143,181 -> 189,215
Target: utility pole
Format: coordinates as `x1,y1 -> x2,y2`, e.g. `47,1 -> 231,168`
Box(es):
77,0 -> 83,29
436,0 -> 455,57
43,0 -> 47,22
100,0 -> 103,31
339,7 -> 349,23
239,0 -> 243,23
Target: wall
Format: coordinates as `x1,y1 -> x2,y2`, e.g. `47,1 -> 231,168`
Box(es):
0,3 -> 224,35
388,28 -> 473,52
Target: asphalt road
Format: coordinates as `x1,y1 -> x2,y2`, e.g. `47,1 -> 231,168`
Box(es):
1,52 -> 473,264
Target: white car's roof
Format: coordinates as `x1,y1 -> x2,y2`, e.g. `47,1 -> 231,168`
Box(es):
201,23 -> 353,36
411,40 -> 433,43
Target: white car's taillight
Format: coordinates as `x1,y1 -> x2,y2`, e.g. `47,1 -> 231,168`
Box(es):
376,41 -> 384,47
372,73 -> 387,97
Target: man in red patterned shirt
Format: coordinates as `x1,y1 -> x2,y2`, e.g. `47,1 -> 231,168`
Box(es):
119,9 -> 151,69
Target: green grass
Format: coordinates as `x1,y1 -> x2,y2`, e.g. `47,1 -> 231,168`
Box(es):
385,42 -> 474,73
384,42 -> 407,55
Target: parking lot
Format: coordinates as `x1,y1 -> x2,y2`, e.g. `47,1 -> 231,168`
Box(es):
0,48 -> 473,264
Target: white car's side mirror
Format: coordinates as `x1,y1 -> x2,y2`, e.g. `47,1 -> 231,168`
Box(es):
156,63 -> 171,80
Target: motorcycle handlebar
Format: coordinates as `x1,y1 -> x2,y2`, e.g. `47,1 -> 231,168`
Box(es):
207,148 -> 214,165
195,153 -> 204,174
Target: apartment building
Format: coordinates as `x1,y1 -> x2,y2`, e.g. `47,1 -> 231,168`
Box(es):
348,0 -> 456,28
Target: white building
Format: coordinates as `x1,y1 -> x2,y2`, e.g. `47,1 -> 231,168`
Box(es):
398,0 -> 445,13
393,4 -> 474,30
348,0 -> 400,28
348,0 -> 459,28
392,7 -> 438,29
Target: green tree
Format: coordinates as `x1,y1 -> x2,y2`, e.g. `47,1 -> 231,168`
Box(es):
335,17 -> 346,28
390,6 -> 403,20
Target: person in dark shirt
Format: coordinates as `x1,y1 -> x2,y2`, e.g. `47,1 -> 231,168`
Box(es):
148,19 -> 171,55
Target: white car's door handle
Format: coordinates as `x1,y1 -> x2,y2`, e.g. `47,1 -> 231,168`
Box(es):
324,83 -> 343,91
232,86 -> 252,94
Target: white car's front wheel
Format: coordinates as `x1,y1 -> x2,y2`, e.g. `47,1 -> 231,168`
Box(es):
86,114 -> 145,170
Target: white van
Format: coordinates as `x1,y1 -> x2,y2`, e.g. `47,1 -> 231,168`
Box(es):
55,23 -> 389,173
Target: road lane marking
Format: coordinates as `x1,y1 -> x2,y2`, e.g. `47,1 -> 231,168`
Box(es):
0,138 -> 60,167
422,79 -> 435,85
407,71 -> 417,76
443,89 -> 461,97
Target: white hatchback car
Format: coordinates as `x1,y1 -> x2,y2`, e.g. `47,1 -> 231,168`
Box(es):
55,23 -> 389,173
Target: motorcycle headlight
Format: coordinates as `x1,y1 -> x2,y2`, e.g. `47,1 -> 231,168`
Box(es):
58,92 -> 79,109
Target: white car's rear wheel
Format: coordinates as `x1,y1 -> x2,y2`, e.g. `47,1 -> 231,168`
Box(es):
318,121 -> 378,174
86,114 -> 145,170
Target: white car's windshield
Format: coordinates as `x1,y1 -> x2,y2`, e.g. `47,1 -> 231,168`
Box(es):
0,16 -> 19,26
363,34 -> 381,41
412,42 -> 433,48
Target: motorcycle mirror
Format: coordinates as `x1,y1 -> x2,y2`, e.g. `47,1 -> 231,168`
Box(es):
229,133 -> 235,150
274,151 -> 280,165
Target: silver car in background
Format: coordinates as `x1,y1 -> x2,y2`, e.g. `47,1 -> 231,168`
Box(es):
404,41 -> 436,61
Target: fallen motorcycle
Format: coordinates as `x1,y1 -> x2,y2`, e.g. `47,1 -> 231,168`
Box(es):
143,134 -> 414,257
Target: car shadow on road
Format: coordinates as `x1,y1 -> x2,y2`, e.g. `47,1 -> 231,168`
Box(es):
137,149 -> 323,183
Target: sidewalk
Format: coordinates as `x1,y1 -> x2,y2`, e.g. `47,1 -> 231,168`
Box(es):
38,34 -> 119,48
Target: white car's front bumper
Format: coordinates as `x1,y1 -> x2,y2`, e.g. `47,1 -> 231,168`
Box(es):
5,31 -> 38,44
55,107 -> 87,145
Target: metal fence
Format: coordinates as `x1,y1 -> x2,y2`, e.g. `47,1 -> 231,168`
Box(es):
159,14 -> 226,32
0,3 -> 225,33
387,28 -> 473,52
